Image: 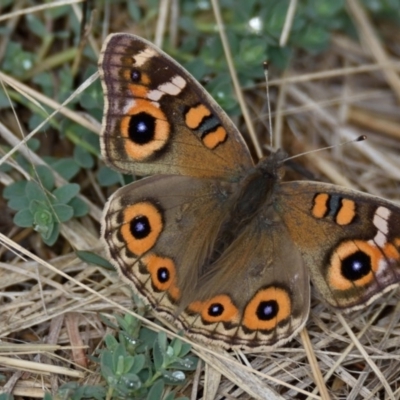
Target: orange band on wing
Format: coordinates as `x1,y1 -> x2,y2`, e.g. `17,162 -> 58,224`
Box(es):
185,104 -> 211,129
312,193 -> 329,219
336,199 -> 356,225
202,126 -> 227,149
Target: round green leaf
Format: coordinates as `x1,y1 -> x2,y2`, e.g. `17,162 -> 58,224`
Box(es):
14,208 -> 34,227
25,181 -> 48,203
8,196 -> 30,211
53,183 -> 80,204
3,181 -> 28,199
97,166 -> 123,187
36,165 -> 55,191
68,197 -> 89,217
53,204 -> 74,222
74,145 -> 94,169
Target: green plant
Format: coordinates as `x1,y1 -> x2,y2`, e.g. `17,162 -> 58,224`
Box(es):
98,313 -> 197,400
3,164 -> 88,246
50,312 -> 198,400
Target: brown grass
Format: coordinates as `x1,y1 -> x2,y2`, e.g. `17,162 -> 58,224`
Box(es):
1,0 -> 400,399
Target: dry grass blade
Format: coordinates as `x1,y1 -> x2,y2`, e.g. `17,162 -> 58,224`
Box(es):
1,1 -> 400,399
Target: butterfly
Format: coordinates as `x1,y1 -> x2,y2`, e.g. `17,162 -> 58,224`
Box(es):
98,33 -> 400,350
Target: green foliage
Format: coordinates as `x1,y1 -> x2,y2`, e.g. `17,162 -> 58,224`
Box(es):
3,165 -> 88,246
48,313 -> 197,400
98,313 -> 197,400
75,250 -> 115,270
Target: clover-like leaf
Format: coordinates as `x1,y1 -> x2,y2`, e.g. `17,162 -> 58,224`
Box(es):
36,165 -> 55,191
25,180 -> 48,203
7,196 -> 29,211
53,183 -> 80,204
53,204 -> 74,222
13,208 -> 34,227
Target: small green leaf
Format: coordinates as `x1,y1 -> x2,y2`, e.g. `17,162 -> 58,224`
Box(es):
177,342 -> 192,358
36,165 -> 55,191
97,166 -> 123,187
50,158 -> 80,180
104,334 -> 119,350
98,314 -> 119,330
171,338 -> 182,357
153,336 -> 164,370
130,354 -> 146,374
74,145 -> 94,169
33,207 -> 53,227
27,138 -> 40,151
29,199 -> 49,214
42,223 -> 59,246
146,379 -> 164,400
53,183 -> 80,204
53,204 -> 74,222
26,14 -> 48,37
76,251 -> 114,270
158,331 -> 167,352
3,181 -> 28,199
7,196 -> 29,211
25,181 -> 48,203
13,208 -> 33,227
68,197 -> 89,217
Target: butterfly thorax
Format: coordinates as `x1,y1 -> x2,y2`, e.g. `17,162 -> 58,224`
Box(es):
206,150 -> 286,267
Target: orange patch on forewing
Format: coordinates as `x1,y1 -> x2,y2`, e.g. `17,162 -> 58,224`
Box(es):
143,254 -> 180,298
336,199 -> 356,225
120,202 -> 163,256
312,193 -> 329,219
202,126 -> 227,149
383,242 -> 400,260
128,84 -> 149,98
188,295 -> 239,324
141,73 -> 151,85
328,240 -> 382,291
185,104 -> 211,129
242,287 -> 291,331
120,99 -> 170,161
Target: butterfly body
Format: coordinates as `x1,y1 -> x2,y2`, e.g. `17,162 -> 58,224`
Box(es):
99,33 -> 400,350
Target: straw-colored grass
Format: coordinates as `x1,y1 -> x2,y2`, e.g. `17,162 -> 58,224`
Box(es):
1,1 -> 400,399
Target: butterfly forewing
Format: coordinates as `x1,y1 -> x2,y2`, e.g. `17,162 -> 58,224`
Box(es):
99,33 -> 253,180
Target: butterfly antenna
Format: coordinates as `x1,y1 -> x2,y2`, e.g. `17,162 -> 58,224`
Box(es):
263,61 -> 274,150
283,135 -> 367,163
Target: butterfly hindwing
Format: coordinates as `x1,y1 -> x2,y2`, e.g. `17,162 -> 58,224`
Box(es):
277,181 -> 400,310
102,174 -> 310,349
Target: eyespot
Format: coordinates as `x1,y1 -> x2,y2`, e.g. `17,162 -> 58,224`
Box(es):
242,287 -> 291,331
130,69 -> 141,82
188,295 -> 239,324
120,201 -> 163,256
327,240 -> 381,290
120,99 -> 170,161
143,254 -> 180,300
